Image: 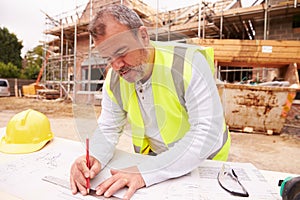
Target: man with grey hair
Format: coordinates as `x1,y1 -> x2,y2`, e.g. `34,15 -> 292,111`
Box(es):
70,4 -> 230,199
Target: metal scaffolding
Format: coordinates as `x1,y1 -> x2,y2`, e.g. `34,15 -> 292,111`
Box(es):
41,0 -> 300,102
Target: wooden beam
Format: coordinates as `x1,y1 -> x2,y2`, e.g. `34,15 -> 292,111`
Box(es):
217,61 -> 287,68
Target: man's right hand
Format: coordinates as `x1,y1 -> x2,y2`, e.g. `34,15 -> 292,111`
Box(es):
70,155 -> 101,195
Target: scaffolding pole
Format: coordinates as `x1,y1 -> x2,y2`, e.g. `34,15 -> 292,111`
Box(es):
220,4 -> 223,39
202,3 -> 205,39
155,0 -> 159,41
263,0 -> 269,82
264,0 -> 268,40
60,19 -> 64,98
198,0 -> 202,38
87,0 -> 93,103
60,19 -> 64,82
73,1 -> 78,103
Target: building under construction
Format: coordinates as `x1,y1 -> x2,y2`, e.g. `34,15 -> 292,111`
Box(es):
42,0 -> 300,135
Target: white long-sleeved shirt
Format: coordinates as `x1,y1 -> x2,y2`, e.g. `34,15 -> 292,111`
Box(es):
90,50 -> 225,187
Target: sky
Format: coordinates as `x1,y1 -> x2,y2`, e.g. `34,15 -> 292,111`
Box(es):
1,0 -> 250,57
1,0 -> 89,57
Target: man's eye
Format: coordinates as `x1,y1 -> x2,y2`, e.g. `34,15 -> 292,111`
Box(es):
114,48 -> 128,57
115,52 -> 125,57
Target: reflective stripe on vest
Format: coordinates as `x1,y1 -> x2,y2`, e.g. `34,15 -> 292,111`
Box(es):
105,41 -> 230,160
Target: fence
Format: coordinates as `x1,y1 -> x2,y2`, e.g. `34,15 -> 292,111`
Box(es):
6,78 -> 36,97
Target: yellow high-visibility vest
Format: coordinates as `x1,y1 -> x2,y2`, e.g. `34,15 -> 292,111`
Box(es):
105,41 -> 230,161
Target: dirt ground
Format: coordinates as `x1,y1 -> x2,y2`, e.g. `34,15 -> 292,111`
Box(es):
0,97 -> 299,175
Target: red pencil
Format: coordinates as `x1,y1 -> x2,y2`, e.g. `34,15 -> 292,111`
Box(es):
86,137 -> 90,194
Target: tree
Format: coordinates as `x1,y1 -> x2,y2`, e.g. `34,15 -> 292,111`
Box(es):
21,64 -> 40,80
0,62 -> 20,78
22,45 -> 43,79
0,27 -> 23,68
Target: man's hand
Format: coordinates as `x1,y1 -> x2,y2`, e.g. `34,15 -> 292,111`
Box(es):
70,155 -> 101,195
95,166 -> 145,200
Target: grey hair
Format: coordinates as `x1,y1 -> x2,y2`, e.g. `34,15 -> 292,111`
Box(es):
88,4 -> 144,39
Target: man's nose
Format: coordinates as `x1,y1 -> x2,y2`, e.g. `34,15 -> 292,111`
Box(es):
111,57 -> 125,71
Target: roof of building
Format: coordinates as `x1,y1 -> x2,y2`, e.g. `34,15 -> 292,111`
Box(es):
45,0 -> 299,41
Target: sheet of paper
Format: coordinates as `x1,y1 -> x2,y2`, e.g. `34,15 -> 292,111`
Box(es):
195,160 -> 280,200
91,150 -> 206,200
90,151 -> 279,200
0,128 -> 281,200
0,128 -> 88,200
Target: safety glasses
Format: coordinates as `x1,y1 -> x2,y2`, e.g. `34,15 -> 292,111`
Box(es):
217,164 -> 249,197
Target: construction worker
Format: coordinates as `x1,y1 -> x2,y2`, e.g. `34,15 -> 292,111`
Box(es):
70,4 -> 230,199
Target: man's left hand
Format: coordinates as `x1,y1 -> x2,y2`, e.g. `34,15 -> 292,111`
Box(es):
95,166 -> 145,200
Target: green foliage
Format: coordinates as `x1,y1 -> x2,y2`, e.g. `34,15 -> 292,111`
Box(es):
0,27 -> 23,68
25,45 -> 43,66
22,64 -> 40,79
0,27 -> 44,79
0,62 -> 21,78
23,45 -> 43,79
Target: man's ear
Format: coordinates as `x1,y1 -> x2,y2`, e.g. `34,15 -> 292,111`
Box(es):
139,26 -> 149,46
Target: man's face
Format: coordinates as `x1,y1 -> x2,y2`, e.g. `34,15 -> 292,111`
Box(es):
94,18 -> 150,83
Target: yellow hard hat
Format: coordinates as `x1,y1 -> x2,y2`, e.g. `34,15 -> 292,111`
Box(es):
0,109 -> 54,154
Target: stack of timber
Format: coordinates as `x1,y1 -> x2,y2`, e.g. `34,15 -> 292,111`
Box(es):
36,89 -> 60,100
22,83 -> 46,98
187,38 -> 300,68
22,83 -> 60,100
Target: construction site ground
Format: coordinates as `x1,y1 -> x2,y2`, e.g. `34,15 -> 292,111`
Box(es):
0,97 -> 299,175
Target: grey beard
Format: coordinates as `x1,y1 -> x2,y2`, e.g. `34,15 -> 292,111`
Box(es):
120,63 -> 150,83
